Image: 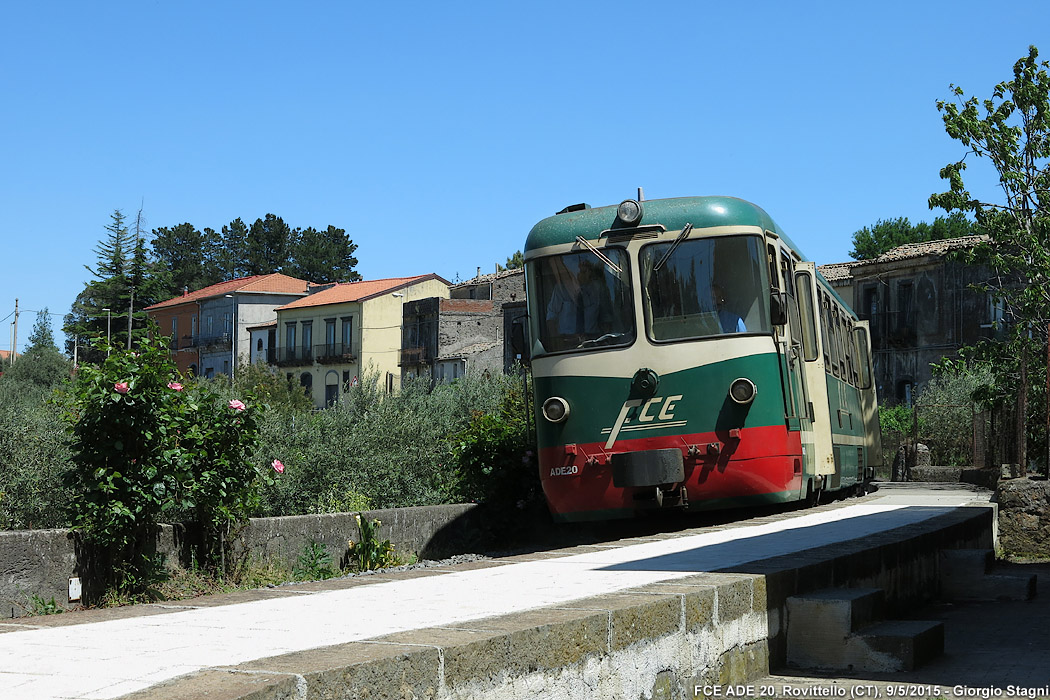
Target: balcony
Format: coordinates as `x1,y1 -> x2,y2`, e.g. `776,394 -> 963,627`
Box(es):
274,346 -> 312,367
196,333 -> 232,349
315,342 -> 357,364
270,345 -> 358,367
399,346 -> 432,366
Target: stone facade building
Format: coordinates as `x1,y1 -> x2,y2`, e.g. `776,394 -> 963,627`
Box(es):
818,235 -> 997,405
400,268 -> 526,382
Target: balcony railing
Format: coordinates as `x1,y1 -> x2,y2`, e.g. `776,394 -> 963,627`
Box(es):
274,346 -> 312,366
315,342 -> 357,364
271,344 -> 357,366
399,346 -> 432,366
195,332 -> 232,349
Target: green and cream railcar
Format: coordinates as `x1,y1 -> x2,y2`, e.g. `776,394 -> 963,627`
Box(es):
522,195 -> 881,522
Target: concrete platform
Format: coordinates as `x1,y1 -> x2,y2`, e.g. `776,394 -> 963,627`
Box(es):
0,484 -> 998,699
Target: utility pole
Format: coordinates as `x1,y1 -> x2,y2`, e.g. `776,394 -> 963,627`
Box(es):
127,288 -> 134,350
11,298 -> 18,363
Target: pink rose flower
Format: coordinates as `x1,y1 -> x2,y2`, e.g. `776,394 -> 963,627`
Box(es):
229,399 -> 246,411
114,382 -> 129,394
167,382 -> 183,391
272,459 -> 285,474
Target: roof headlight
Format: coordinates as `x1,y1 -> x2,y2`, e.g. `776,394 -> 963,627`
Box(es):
617,199 -> 643,226
542,396 -> 570,423
729,378 -> 757,405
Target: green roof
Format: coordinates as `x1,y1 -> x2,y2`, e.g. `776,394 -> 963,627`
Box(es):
525,196 -> 806,260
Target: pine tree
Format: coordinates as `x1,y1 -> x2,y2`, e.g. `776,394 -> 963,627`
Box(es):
152,222 -> 208,293
64,209 -> 165,362
28,308 -> 56,350
89,210 -> 129,281
289,225 -> 361,283
220,218 -> 250,279
246,214 -> 291,275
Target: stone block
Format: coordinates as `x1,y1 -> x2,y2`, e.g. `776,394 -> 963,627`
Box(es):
631,580 -> 718,631
996,478 -> 1050,559
560,592 -> 682,651
849,619 -> 944,672
786,588 -> 884,669
229,640 -> 441,700
119,668 -> 303,700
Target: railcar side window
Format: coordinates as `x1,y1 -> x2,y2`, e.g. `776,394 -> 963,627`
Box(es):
531,248 -> 634,354
818,291 -> 833,370
855,327 -> 873,390
795,271 -> 818,362
641,235 -> 770,341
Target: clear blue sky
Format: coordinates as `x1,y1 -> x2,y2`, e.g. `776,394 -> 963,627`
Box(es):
1,1 -> 1046,352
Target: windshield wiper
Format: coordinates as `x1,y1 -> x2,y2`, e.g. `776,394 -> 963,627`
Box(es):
653,223 -> 693,273
575,236 -> 622,274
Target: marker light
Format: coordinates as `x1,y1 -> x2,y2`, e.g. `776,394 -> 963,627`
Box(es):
617,199 -> 643,226
729,378 -> 757,405
542,396 -> 570,423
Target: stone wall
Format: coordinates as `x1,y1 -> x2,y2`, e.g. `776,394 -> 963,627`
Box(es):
0,504 -> 480,617
996,478 -> 1050,558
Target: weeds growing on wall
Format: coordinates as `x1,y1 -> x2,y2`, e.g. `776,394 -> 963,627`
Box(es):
293,541 -> 339,581
346,514 -> 400,571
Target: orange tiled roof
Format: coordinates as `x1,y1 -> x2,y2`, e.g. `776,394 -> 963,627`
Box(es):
145,274 -> 310,310
276,274 -> 450,311
0,349 -> 19,361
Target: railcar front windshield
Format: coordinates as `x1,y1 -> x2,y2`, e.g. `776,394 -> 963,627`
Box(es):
532,248 -> 634,354
641,235 -> 770,341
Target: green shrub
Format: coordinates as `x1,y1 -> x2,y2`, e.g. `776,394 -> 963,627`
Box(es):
915,359 -> 992,466
254,369 -> 522,515
447,374 -> 543,522
0,382 -> 72,529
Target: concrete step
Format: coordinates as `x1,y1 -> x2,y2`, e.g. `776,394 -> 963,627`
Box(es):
847,620 -> 945,672
787,588 -> 944,673
940,549 -> 1037,601
786,588 -> 884,670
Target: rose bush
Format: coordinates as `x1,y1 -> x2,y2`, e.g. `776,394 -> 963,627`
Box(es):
65,334 -> 270,600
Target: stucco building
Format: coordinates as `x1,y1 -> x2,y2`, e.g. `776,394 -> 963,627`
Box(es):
269,274 -> 451,407
145,274 -> 309,377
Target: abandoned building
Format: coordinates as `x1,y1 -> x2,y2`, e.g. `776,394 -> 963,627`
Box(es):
400,268 -> 526,383
818,235 -> 998,406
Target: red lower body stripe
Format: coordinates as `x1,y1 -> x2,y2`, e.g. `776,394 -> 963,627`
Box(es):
538,424 -> 804,518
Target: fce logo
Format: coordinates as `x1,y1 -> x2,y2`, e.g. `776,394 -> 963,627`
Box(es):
602,395 -> 686,449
